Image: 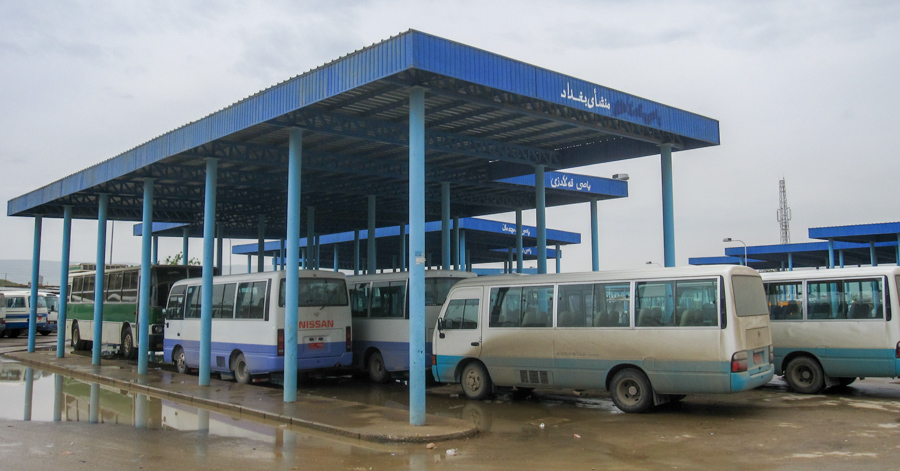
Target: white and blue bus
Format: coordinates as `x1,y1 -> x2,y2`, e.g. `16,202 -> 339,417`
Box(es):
348,270 -> 476,382
433,266 -> 774,413
762,267 -> 900,393
3,290 -> 48,338
164,270 -> 353,384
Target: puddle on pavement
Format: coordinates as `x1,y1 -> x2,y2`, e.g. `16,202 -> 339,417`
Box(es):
0,357 -> 409,461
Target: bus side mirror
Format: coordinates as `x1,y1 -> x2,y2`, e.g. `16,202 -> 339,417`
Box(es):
437,318 -> 444,331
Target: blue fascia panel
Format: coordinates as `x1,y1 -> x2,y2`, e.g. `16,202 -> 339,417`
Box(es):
457,217 -> 581,244
132,222 -> 189,237
490,247 -> 558,258
722,241 -> 896,258
408,30 -> 719,146
809,222 -> 900,242
495,171 -> 627,198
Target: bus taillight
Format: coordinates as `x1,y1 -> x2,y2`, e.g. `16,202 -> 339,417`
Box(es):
277,329 -> 285,357
345,326 -> 352,352
731,351 -> 748,373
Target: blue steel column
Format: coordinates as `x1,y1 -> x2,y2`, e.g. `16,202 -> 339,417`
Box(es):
138,179 -> 154,375
516,210 -> 524,273
555,244 -> 561,273
400,224 -> 407,272
307,207 -> 315,270
535,165 -> 547,274
828,239 -> 835,269
441,183 -> 451,270
460,230 -> 467,271
199,159 -> 217,386
452,217 -> 460,270
182,228 -> 189,265
257,215 -> 266,273
333,245 -> 339,272
870,242 -> 878,266
839,250 -> 845,268
590,199 -> 599,271
408,86 -> 426,426
216,223 -> 224,273
284,128 -> 303,402
92,195 -> 108,365
368,196 -> 376,274
353,230 -> 360,275
788,253 -> 793,271
27,216 -> 42,353
660,144 -> 676,267
57,206 -> 72,358
152,236 -> 159,265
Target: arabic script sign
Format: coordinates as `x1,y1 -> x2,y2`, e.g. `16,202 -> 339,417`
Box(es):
560,82 -> 610,110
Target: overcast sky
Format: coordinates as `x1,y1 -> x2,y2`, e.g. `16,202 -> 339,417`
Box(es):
1,0 -> 899,279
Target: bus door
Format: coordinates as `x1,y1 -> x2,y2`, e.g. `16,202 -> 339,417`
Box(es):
433,287 -> 482,382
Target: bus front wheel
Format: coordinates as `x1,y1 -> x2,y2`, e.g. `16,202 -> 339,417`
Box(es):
461,362 -> 493,401
120,326 -> 136,360
173,347 -> 188,375
610,369 -> 654,413
367,351 -> 391,384
784,356 -> 825,394
233,354 -> 251,384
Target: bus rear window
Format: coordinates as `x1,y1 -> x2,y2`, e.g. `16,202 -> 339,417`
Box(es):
280,278 -> 349,307
732,275 -> 768,317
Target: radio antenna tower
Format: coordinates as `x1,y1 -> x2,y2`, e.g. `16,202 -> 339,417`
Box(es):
777,178 -> 792,244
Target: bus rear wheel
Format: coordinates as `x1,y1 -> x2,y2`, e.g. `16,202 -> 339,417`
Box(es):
610,368 -> 654,413
367,351 -> 391,384
173,346 -> 188,375
120,326 -> 136,360
8,329 -> 20,339
461,362 -> 493,401
233,354 -> 251,384
71,323 -> 84,350
784,356 -> 825,394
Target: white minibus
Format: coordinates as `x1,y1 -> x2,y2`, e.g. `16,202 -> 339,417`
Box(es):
762,267 -> 900,393
433,266 -> 774,413
164,270 -> 353,383
348,270 -> 476,382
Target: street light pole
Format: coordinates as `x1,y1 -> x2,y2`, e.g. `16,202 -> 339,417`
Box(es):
723,238 -> 747,266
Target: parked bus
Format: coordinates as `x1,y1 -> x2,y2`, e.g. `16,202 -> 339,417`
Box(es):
432,266 -> 774,413
67,265 -> 202,357
4,290 -> 48,338
761,267 -> 900,393
163,270 -> 353,384
0,292 -> 6,337
348,270 -> 476,382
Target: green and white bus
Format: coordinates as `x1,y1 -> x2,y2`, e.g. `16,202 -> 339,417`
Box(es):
66,265 -> 202,358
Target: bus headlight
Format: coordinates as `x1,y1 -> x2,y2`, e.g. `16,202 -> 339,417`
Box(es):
152,325 -> 164,334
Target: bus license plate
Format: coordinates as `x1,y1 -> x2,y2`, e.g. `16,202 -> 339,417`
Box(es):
309,342 -> 324,350
753,350 -> 762,364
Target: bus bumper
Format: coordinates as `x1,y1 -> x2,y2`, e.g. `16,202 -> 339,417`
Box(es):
432,355 -> 464,383
731,363 -> 774,392
149,333 -> 165,352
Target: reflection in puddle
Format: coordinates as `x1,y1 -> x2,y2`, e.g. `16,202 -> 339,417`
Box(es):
0,359 -> 411,465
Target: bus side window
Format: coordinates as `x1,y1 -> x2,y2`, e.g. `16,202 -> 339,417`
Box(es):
185,286 -> 201,319
350,283 -> 370,318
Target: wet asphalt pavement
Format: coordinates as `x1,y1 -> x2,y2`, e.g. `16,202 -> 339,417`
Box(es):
3,336 -> 900,470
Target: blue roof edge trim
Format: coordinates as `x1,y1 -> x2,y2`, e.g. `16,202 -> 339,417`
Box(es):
408,30 -> 719,146
809,221 -> 900,239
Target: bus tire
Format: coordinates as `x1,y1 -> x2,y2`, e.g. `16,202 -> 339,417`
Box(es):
367,351 -> 391,384
461,361 -> 493,401
784,356 -> 825,394
233,353 -> 251,384
173,346 -> 188,375
120,326 -> 136,360
39,330 -> 50,336
8,329 -> 20,339
610,369 -> 654,413
71,322 -> 84,351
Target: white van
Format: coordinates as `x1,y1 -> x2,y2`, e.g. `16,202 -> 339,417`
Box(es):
4,291 -> 48,338
0,292 -> 6,337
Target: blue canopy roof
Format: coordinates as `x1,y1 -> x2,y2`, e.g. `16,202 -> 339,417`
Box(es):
10,30 -> 716,240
